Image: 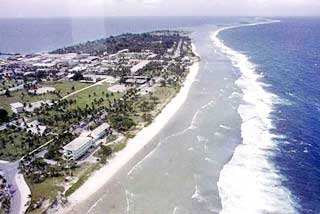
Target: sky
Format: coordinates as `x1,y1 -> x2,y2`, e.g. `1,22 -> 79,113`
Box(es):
0,0 -> 319,18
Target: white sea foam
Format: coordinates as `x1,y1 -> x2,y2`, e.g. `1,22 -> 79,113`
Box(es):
188,99 -> 215,130
214,132 -> 223,137
188,147 -> 194,151
212,21 -> 297,214
87,198 -> 103,214
197,135 -> 208,142
125,190 -> 132,213
204,157 -> 216,164
219,124 -> 232,130
192,174 -> 205,203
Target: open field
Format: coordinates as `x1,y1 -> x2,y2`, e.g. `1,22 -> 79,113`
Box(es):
0,81 -> 91,113
66,82 -> 121,110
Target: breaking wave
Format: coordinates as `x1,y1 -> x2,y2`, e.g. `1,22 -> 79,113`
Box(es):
212,21 -> 297,214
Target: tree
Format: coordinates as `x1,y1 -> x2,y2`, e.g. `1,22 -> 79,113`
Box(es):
100,145 -> 112,156
72,72 -> 84,81
0,109 -> 8,123
109,114 -> 136,132
4,90 -> 10,97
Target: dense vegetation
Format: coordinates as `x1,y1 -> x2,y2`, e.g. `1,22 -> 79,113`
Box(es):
51,32 -> 186,56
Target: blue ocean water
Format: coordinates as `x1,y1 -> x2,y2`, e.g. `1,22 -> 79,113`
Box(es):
219,18 -> 320,214
0,17 -> 241,54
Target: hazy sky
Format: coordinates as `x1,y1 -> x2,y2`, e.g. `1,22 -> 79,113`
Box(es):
1,0 -> 319,17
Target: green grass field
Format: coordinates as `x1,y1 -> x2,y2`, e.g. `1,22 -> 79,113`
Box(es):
66,82 -> 121,110
0,81 -> 91,113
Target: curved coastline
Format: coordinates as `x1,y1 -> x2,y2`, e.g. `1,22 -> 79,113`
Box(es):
212,22 -> 297,214
59,44 -> 200,213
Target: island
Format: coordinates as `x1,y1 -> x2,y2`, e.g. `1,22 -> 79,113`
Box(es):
0,30 -> 199,214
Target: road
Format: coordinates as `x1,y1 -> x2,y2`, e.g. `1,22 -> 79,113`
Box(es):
173,39 -> 182,58
61,78 -> 111,100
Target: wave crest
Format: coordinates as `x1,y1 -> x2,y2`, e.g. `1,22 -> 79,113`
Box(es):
212,22 -> 297,214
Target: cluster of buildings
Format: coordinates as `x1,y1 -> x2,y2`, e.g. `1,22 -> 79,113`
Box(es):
10,100 -> 53,114
63,123 -> 112,160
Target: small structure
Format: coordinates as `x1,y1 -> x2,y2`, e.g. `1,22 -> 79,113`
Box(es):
90,123 -> 111,140
10,102 -> 24,114
63,137 -> 94,160
28,87 -> 55,95
20,120 -> 47,136
123,76 -> 150,85
108,84 -> 130,93
24,100 -> 52,113
130,60 -> 150,75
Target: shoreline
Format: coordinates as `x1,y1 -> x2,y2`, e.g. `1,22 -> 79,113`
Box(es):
60,44 -> 200,212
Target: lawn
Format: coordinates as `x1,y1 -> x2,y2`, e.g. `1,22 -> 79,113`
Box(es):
0,81 -> 91,114
66,82 -> 121,110
42,81 -> 91,97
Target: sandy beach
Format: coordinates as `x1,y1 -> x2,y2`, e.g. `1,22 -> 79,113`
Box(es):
60,44 -> 200,212
15,173 -> 31,214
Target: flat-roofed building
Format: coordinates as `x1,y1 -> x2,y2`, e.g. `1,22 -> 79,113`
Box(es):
10,102 -> 24,114
90,123 -> 111,140
28,87 -> 55,95
130,60 -> 150,75
63,136 -> 94,160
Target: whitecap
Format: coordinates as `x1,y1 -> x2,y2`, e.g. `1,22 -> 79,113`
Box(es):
219,124 -> 232,130
192,174 -> 205,203
212,20 -> 297,214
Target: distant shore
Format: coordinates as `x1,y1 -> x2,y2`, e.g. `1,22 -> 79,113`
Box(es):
59,43 -> 200,213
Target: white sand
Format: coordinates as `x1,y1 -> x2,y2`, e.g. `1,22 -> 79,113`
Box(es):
15,173 -> 31,214
62,44 -> 200,212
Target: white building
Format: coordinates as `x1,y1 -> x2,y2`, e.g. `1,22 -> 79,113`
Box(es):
63,136 -> 94,160
28,87 -> 55,95
130,60 -> 150,75
90,123 -> 111,140
21,120 -> 47,136
24,100 -> 52,113
10,102 -> 24,114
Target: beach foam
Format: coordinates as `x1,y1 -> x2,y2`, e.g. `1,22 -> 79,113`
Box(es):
212,22 -> 297,214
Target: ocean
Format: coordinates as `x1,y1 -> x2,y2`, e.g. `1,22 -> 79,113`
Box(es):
219,18 -> 320,214
1,17 -> 319,214
0,17 -> 239,54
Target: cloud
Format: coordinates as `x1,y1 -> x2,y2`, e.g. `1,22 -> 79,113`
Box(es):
0,0 -> 319,17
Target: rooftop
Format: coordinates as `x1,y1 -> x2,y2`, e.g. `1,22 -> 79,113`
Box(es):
63,136 -> 93,151
90,123 -> 110,139
10,102 -> 24,108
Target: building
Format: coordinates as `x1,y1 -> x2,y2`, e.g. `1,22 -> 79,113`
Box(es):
28,87 -> 55,95
123,76 -> 150,85
130,60 -> 150,75
63,136 -> 94,160
10,102 -> 24,114
24,100 -> 52,113
21,120 -> 47,136
90,123 -> 111,140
